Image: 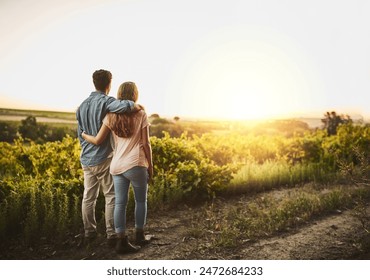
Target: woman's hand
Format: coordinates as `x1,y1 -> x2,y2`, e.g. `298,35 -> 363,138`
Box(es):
81,125 -> 110,145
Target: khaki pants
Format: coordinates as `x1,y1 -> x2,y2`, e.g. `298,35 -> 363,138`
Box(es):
82,157 -> 115,238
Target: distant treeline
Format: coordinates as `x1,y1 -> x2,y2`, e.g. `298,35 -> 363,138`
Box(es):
0,115 -> 308,143
0,116 -> 76,143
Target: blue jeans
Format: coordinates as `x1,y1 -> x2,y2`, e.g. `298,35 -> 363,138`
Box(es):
112,166 -> 148,234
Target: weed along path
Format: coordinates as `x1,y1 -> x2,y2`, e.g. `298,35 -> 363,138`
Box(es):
64,184 -> 369,260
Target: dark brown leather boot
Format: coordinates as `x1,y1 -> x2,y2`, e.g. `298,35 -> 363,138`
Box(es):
115,236 -> 140,254
135,229 -> 152,246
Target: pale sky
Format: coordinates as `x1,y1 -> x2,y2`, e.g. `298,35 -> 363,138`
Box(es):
0,0 -> 370,120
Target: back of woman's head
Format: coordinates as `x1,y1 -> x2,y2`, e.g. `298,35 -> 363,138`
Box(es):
117,82 -> 138,102
111,81 -> 139,138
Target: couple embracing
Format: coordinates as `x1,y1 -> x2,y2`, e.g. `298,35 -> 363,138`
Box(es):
76,69 -> 153,254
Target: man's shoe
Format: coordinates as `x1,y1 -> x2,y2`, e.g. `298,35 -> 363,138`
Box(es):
83,232 -> 97,246
107,236 -> 117,247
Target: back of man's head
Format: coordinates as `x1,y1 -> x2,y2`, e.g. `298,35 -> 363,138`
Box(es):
93,69 -> 112,92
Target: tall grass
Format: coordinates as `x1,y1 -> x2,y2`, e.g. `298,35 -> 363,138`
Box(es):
228,161 -> 338,194
0,177 -> 83,247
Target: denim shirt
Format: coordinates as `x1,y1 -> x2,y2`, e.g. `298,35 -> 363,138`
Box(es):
76,91 -> 134,166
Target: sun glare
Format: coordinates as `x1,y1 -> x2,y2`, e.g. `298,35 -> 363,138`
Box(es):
166,33 -> 315,120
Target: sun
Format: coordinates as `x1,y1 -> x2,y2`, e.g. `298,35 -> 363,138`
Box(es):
195,41 -> 311,120
166,32 -> 313,120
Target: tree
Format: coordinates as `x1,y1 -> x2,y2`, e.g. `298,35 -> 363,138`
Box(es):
321,111 -> 352,136
174,116 -> 180,122
150,113 -> 160,119
19,116 -> 39,140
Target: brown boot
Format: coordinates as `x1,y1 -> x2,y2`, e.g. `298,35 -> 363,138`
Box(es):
115,236 -> 140,254
135,229 -> 152,246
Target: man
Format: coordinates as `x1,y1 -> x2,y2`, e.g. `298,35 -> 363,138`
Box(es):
76,69 -> 140,245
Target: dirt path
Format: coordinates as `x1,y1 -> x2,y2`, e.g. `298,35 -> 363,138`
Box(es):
239,211 -> 367,260
69,191 -> 370,260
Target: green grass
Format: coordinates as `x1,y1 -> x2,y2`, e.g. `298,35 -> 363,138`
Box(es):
188,184 -> 370,248
228,161 -> 338,194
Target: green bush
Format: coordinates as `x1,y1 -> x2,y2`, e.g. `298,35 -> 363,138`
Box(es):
0,122 -> 18,142
150,133 -> 234,206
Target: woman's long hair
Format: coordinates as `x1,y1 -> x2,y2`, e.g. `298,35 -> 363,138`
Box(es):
110,82 -> 138,138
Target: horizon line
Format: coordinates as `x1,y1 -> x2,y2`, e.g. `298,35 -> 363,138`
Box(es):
0,106 -> 369,122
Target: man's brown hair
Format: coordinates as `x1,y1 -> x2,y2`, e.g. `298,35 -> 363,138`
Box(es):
92,69 -> 112,92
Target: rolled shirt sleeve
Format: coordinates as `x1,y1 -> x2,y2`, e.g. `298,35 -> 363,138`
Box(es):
106,97 -> 135,113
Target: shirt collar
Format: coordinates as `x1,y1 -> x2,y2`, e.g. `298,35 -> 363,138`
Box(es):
90,90 -> 106,96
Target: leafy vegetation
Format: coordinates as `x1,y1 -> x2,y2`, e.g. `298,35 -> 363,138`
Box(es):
0,117 -> 76,143
0,108 -> 77,143
0,110 -> 369,254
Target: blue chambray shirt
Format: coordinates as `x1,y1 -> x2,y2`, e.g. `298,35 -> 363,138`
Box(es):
76,91 -> 134,167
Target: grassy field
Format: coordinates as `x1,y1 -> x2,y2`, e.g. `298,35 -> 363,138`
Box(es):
0,108 -> 76,121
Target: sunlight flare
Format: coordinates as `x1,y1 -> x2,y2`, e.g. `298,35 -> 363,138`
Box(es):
167,33 -> 315,120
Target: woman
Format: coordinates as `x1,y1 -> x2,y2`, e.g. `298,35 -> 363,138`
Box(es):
82,81 -> 153,254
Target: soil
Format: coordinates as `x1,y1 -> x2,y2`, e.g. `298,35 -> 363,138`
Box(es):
2,186 -> 370,260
